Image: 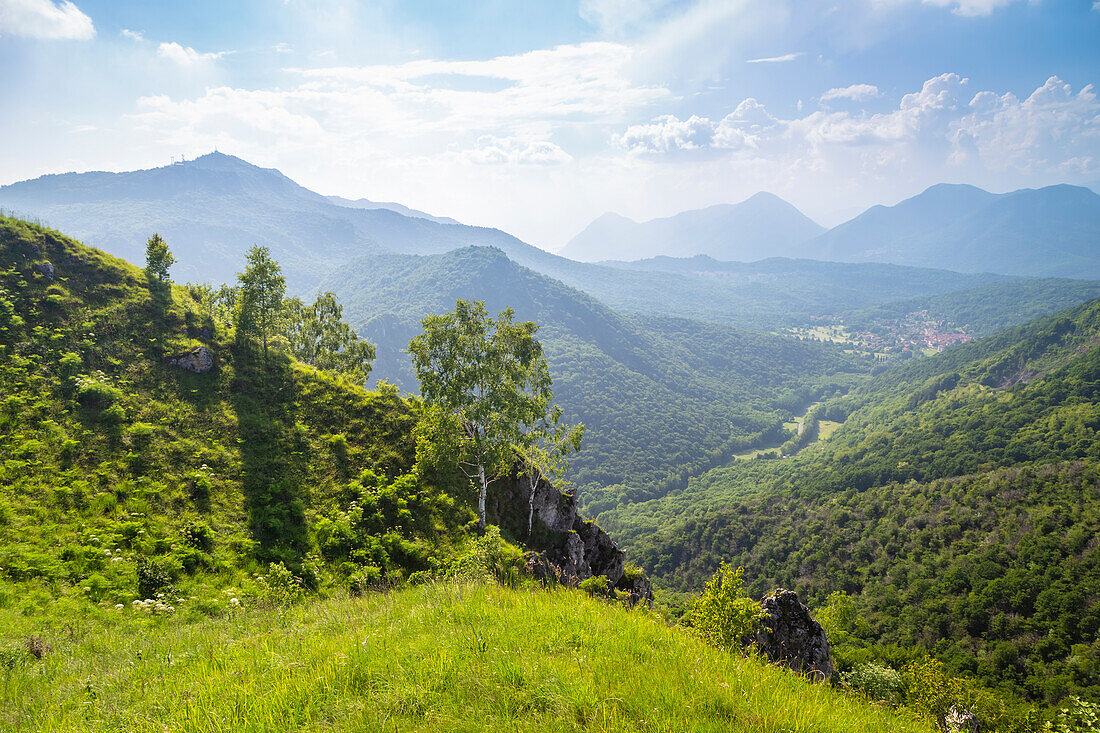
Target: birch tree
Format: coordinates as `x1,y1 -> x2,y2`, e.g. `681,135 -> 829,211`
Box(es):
408,299 -> 552,530
236,245 -> 285,361
514,406 -> 583,536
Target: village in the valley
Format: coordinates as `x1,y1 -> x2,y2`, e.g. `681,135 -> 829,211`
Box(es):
787,309 -> 974,361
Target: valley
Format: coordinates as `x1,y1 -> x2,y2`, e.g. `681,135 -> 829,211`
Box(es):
2,154 -> 1100,731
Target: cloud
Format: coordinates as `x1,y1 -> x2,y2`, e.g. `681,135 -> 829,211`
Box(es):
745,52 -> 803,64
613,73 -> 1100,183
579,0 -> 675,35
157,41 -> 228,66
0,0 -> 94,40
120,28 -> 143,41
456,136 -> 572,166
614,114 -> 715,153
921,0 -> 1019,16
820,84 -> 881,103
873,0 -> 1023,16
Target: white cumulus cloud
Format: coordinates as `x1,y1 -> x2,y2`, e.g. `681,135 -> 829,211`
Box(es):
0,0 -> 94,40
820,84 -> 882,103
120,28 -> 143,42
613,73 -> 1100,182
457,136 -> 572,166
157,41 -> 228,66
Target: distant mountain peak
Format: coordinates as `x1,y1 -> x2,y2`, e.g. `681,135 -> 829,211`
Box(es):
561,193 -> 824,263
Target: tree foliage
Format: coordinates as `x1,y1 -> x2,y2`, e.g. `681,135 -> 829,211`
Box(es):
144,233 -> 175,283
285,291 -> 375,384
408,299 -> 553,528
236,245 -> 286,359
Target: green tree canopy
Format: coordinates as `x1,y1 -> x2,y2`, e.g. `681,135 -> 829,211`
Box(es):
144,233 -> 175,282
236,245 -> 286,360
408,299 -> 553,529
285,291 -> 376,384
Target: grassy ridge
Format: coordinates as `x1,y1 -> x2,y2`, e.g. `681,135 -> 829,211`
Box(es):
0,581 -> 933,732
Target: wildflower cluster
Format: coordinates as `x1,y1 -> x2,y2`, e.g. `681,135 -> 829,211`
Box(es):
130,592 -> 180,615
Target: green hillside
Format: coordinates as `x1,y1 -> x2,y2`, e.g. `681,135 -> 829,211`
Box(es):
0,214 -> 474,614
1,581 -> 935,732
0,216 -> 954,732
606,298 -> 1100,703
321,246 -> 867,507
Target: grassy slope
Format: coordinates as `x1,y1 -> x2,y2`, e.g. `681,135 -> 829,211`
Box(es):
0,581 -> 932,733
0,214 -> 467,617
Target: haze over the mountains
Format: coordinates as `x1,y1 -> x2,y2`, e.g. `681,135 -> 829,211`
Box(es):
560,193 -> 825,262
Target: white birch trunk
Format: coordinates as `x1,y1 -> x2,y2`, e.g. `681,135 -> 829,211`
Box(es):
477,462 -> 488,530
528,472 -> 537,536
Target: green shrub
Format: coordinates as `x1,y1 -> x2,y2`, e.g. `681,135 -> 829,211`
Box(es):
75,376 -> 123,409
579,575 -> 612,598
845,663 -> 903,705
255,562 -> 305,607
182,521 -> 215,553
682,562 -> 764,653
1045,696 -> 1100,732
450,526 -> 523,586
137,558 -> 173,599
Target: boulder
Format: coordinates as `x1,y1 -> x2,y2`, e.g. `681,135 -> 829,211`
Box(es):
946,706 -> 980,733
755,588 -> 834,681
493,473 -> 651,605
33,262 -> 54,281
165,346 -> 214,374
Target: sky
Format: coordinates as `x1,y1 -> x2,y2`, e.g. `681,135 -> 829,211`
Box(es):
0,0 -> 1098,249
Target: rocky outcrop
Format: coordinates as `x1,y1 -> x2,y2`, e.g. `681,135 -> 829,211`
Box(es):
755,588 -> 833,681
165,346 -> 214,373
491,473 -> 653,605
946,706 -> 980,733
32,261 -> 54,280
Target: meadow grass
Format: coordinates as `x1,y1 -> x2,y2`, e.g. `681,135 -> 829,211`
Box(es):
1,581 -> 933,732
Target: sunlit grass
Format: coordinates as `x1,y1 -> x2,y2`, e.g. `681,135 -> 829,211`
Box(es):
1,581 -> 933,732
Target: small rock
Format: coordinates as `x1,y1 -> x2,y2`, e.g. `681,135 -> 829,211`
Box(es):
946,706 -> 980,733
33,262 -> 54,281
165,346 -> 214,373
755,588 -> 834,681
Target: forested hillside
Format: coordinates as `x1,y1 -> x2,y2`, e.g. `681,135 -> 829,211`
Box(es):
0,215 -> 952,732
606,298 -> 1100,702
0,215 -> 475,613
323,246 -> 866,503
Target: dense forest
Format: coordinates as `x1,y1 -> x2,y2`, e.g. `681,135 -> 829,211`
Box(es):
322,246 -> 867,506
605,299 -> 1100,703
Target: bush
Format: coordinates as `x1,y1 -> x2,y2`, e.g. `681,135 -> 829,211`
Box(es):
450,526 -> 523,586
255,562 -> 305,607
682,562 -> 764,653
579,575 -> 612,598
75,376 -> 123,409
844,663 -> 903,705
136,558 -> 173,599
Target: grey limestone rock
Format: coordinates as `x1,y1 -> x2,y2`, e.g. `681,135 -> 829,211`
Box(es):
165,345 -> 214,373
946,706 -> 980,733
495,473 -> 651,605
33,261 -> 54,280
756,588 -> 834,681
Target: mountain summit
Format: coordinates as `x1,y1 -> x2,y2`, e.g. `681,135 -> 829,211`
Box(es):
807,183 -> 1100,278
560,192 -> 824,262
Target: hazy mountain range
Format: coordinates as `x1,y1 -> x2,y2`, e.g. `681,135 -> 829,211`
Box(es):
559,192 -> 825,262
568,182 -> 1100,279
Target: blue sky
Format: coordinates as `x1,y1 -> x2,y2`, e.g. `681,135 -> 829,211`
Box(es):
1,0 -> 1098,247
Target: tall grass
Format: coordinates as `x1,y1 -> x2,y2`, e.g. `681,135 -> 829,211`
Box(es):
1,582 -> 933,732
